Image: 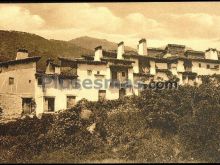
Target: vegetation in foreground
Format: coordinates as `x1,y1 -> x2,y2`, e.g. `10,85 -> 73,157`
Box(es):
0,76 -> 220,163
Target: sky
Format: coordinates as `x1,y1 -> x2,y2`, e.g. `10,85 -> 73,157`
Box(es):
1,2 -> 220,50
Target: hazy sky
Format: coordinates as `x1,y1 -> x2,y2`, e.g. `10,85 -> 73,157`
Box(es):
1,2 -> 220,50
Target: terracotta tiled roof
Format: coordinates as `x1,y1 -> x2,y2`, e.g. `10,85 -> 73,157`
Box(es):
109,64 -> 133,69
185,50 -> 205,59
156,69 -> 172,73
101,58 -> 135,64
0,56 -> 41,66
166,44 -> 186,48
17,48 -> 28,53
205,48 -> 217,52
81,54 -> 94,60
147,47 -> 165,57
181,71 -> 197,76
190,58 -> 220,64
58,57 -> 107,65
35,72 -> 78,79
59,72 -> 78,78
165,44 -> 186,57
103,50 -> 117,58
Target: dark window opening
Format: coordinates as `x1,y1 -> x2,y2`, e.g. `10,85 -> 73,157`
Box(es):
44,97 -> 55,112
168,64 -> 171,69
182,75 -> 187,80
98,90 -> 106,101
87,70 -> 92,75
67,96 -> 76,109
188,76 -> 196,81
207,64 -> 210,69
111,71 -> 117,80
122,72 -> 126,77
199,63 -> 201,68
9,77 -> 14,85
214,65 -> 219,69
97,71 -> 100,74
38,78 -> 43,85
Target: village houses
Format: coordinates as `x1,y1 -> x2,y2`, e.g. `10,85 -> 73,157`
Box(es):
0,39 -> 220,118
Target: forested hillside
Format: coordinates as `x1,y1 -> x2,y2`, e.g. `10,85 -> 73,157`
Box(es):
69,36 -> 135,51
0,30 -> 92,70
0,31 -> 136,70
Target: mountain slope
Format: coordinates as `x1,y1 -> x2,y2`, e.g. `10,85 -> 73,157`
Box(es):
69,36 -> 135,51
0,31 -> 135,70
0,30 -> 92,70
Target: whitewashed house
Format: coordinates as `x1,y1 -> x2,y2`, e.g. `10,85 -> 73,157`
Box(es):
0,39 -> 220,118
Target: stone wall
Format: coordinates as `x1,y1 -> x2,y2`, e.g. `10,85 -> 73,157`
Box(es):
0,93 -> 23,120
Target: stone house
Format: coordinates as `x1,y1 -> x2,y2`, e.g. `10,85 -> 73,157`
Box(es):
0,49 -> 40,118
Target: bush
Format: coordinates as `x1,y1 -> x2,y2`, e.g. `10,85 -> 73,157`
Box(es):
179,104 -> 220,162
1,80 -> 220,163
0,114 -> 54,136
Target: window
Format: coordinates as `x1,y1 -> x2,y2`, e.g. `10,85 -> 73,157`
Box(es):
188,75 -> 196,81
67,96 -> 76,109
199,63 -> 201,68
62,79 -> 70,89
111,71 -> 117,80
122,72 -> 125,77
97,71 -> 100,75
37,78 -> 42,85
9,77 -> 14,85
29,80 -> 31,83
168,64 -> 171,69
72,79 -> 80,89
207,64 -> 210,69
44,97 -> 55,112
98,90 -> 106,101
214,65 -> 219,69
182,75 -> 187,80
87,70 -> 92,75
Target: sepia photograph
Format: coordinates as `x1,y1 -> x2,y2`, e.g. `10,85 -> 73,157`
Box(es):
0,1 -> 220,163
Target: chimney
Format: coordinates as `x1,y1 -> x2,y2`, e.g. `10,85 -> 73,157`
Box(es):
138,38 -> 147,55
16,49 -> 29,60
46,58 -> 54,66
117,41 -> 125,59
205,48 -> 218,60
94,46 -> 103,61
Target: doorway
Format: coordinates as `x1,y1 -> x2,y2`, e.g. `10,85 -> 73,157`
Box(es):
119,88 -> 126,99
22,98 -> 32,114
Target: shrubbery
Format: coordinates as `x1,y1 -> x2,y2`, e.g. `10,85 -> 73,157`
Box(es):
0,76 -> 220,163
